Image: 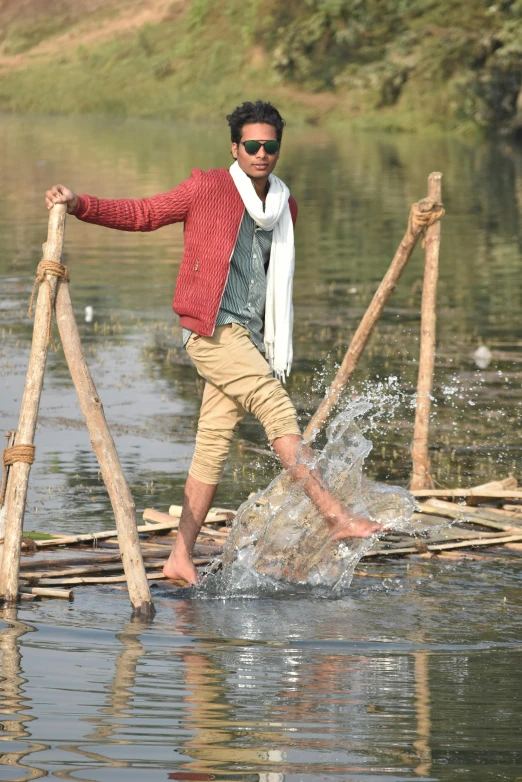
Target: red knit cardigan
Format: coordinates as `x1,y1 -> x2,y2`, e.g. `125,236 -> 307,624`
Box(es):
74,167 -> 298,336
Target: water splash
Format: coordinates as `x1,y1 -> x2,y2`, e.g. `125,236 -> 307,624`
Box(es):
203,399 -> 416,597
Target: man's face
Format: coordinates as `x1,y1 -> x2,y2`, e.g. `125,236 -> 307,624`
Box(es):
231,122 -> 280,181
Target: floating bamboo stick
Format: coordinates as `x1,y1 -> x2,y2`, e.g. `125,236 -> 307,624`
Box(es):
33,571 -> 166,586
20,561 -> 136,580
19,586 -> 73,600
411,476 -> 519,500
32,562 -> 211,587
364,532 -> 522,557
52,278 -> 154,617
168,505 -> 234,522
303,194 -> 441,441
144,508 -> 181,528
463,477 -> 517,505
410,173 -> 443,490
470,477 -> 517,492
0,206 -> 67,604
19,552 -> 124,569
28,517 -> 187,549
411,489 -> 522,499
419,499 -> 517,532
19,548 -> 200,580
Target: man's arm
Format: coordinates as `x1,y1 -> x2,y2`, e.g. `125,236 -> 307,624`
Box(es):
45,174 -> 199,232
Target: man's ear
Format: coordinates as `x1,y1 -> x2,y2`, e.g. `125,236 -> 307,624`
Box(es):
231,142 -> 238,160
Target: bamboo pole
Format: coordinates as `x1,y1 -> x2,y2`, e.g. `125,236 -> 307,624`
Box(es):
410,173 -> 443,489
19,555 -> 214,583
0,431 -> 16,572
54,280 -> 154,618
419,499 -> 518,531
303,195 -> 440,441
168,504 -> 234,522
18,586 -> 73,600
465,476 -> 517,505
0,206 -> 67,604
363,532 -> 522,557
411,489 -> 522,500
31,568 -> 210,586
14,517 -> 191,549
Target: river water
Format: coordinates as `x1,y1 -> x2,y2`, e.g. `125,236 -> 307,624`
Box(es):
1,114 -> 522,780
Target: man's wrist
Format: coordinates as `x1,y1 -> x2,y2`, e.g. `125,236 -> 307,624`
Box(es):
68,195 -> 79,214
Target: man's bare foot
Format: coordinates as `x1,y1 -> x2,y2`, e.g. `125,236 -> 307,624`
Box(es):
326,510 -> 382,540
162,550 -> 199,585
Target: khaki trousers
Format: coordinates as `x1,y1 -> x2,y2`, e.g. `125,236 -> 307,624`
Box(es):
186,323 -> 300,485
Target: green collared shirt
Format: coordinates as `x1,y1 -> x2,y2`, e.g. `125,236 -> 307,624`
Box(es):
182,209 -> 273,351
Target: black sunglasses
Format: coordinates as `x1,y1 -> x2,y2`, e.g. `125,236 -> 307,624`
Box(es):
240,140 -> 280,155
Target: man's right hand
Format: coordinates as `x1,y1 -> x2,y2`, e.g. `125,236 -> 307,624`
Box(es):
45,184 -> 79,214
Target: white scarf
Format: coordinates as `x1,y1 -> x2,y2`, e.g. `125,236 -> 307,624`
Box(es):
229,160 -> 295,382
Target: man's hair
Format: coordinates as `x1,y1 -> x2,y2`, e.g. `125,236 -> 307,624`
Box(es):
226,100 -> 286,144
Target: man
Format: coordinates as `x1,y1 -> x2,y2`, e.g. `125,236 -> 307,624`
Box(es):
46,100 -> 380,585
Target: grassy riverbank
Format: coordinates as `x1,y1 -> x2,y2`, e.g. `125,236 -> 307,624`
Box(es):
0,0 -> 521,136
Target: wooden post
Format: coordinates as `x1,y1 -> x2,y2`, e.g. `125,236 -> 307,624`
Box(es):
54,280 -> 154,618
303,196 -> 441,442
0,206 -> 66,604
410,173 -> 443,490
0,431 -> 16,570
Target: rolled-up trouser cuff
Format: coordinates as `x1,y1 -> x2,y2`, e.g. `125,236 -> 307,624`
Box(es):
265,415 -> 301,444
189,426 -> 235,485
188,464 -> 221,485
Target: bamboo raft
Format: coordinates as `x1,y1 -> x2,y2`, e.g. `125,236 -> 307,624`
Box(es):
12,477 -> 522,601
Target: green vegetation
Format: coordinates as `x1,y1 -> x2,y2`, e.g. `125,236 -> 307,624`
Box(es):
0,0 -> 520,135
24,531 -> 58,540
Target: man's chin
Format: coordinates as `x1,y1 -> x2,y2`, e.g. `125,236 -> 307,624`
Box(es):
247,168 -> 272,179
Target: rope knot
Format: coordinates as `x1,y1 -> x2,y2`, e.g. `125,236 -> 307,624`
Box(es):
407,200 -> 445,247
28,259 -> 70,347
0,443 -> 35,507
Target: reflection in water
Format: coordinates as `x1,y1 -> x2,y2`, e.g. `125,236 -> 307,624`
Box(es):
168,599 -> 431,779
413,651 -> 432,777
0,608 -> 48,780
57,617 -> 152,780
172,600 -> 287,779
88,617 -> 146,744
0,583 -> 520,780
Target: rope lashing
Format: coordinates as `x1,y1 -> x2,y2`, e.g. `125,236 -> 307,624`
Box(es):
407,201 -> 445,247
28,259 -> 70,346
0,444 -> 35,507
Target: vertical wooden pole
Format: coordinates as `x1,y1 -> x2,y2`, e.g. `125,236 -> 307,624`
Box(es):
0,206 -> 66,604
0,431 -> 16,571
54,281 -> 154,618
410,172 -> 443,490
304,196 -> 438,442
